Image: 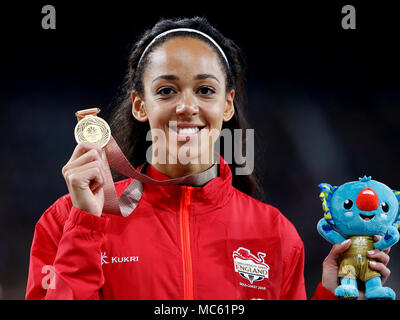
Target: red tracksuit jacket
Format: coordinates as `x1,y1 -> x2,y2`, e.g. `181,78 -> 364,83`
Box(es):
26,157 -> 335,300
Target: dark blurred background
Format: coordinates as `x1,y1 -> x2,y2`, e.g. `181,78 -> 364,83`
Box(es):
0,1 -> 399,299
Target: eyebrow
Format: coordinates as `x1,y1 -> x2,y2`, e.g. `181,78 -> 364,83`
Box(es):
194,74 -> 220,83
152,74 -> 220,84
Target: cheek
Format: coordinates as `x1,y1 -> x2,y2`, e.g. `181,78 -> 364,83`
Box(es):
208,116 -> 223,132
203,113 -> 223,145
344,211 -> 354,217
204,104 -> 225,129
335,211 -> 356,225
146,104 -> 174,128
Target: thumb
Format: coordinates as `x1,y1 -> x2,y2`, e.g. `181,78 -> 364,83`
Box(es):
321,239 -> 351,293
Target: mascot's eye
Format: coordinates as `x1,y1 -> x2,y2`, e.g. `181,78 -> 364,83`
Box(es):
344,199 -> 353,209
381,202 -> 389,212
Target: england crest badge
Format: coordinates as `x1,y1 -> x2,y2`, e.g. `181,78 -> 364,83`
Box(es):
233,247 -> 270,284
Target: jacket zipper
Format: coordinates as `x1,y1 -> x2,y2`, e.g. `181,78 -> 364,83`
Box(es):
179,186 -> 194,300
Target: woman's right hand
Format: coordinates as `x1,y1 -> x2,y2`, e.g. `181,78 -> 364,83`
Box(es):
62,142 -> 107,217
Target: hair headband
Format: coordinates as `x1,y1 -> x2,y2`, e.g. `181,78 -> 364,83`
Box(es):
137,28 -> 230,69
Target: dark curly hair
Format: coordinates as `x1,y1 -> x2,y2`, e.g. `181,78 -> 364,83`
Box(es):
109,16 -> 264,198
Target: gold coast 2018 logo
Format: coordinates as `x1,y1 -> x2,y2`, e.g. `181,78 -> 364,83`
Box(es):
233,247 -> 270,284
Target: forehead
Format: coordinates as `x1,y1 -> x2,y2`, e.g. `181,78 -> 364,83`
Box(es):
144,37 -> 225,79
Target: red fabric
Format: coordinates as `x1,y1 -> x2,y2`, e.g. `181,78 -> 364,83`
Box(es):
26,157 -> 325,300
311,282 -> 339,300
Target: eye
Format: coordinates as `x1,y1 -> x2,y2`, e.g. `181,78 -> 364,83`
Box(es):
197,86 -> 215,96
344,199 -> 353,209
157,87 -> 175,96
381,202 -> 389,212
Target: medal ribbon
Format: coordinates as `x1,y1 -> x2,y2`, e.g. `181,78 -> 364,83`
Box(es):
75,108 -> 218,217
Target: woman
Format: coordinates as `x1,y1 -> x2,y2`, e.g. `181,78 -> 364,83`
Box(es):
25,17 -> 391,300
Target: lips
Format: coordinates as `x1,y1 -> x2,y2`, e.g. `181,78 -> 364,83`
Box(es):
360,213 -> 375,221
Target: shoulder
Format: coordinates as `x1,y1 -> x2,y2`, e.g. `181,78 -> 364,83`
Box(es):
231,188 -> 303,248
35,193 -> 74,236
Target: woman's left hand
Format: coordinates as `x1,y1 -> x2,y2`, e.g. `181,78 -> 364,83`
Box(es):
321,235 -> 392,300
321,238 -> 351,294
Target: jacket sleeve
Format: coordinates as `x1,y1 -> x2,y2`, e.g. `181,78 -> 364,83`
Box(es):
311,282 -> 338,300
26,196 -> 108,300
279,244 -> 307,300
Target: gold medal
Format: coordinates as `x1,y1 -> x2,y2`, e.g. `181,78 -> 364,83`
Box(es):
74,108 -> 111,148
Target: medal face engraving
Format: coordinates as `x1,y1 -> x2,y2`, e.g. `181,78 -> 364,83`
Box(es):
74,115 -> 111,148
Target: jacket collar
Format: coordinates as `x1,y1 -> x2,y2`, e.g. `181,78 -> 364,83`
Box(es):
139,160 -> 219,187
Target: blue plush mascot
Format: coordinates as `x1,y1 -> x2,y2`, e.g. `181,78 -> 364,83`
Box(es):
317,176 -> 400,300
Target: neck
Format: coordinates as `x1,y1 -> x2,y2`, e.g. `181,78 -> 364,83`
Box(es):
150,146 -> 216,178
151,161 -> 214,179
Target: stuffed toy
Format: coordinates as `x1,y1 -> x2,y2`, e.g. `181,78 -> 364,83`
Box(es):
317,176 -> 400,300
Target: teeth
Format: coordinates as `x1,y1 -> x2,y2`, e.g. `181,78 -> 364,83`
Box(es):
178,127 -> 199,135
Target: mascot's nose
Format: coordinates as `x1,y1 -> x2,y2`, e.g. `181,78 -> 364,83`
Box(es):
356,187 -> 379,211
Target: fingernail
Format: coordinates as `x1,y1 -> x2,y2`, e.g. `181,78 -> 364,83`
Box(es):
369,261 -> 376,266
342,239 -> 351,245
367,250 -> 375,255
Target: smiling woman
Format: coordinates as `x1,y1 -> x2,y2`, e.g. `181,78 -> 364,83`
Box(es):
25,16 -> 392,300
109,18 -> 260,195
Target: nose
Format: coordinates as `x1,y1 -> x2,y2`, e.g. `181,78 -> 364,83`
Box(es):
176,93 -> 199,117
356,187 -> 379,211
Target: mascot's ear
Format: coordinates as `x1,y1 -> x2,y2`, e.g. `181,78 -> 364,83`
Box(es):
318,183 -> 338,226
392,190 -> 400,230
